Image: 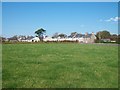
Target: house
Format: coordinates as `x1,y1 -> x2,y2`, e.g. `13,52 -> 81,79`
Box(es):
1,37 -> 8,42
101,39 -> 111,42
43,36 -> 58,42
43,32 -> 96,43
82,32 -> 96,43
18,36 -> 40,42
8,37 -> 18,42
10,32 -> 96,43
31,37 -> 40,42
67,32 -> 96,43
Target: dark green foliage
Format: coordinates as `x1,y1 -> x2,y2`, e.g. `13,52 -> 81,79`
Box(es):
35,28 -> 46,41
58,33 -> 67,38
96,30 -> 111,39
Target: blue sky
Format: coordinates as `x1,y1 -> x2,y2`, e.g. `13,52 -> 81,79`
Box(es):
2,2 -> 118,37
0,2 -> 2,36
2,0 -> 120,2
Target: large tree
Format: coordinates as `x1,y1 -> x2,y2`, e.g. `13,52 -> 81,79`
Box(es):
35,28 -> 46,41
96,30 -> 111,39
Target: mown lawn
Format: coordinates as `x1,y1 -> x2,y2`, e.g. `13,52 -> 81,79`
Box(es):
2,43 -> 118,88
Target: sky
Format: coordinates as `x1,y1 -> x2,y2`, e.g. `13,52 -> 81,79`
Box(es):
2,2 -> 119,37
2,0 -> 120,2
0,2 -> 2,36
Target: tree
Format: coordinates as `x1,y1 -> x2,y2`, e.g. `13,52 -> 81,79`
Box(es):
35,28 -> 46,41
58,33 -> 67,38
52,32 -> 59,38
96,30 -> 111,39
118,34 -> 120,43
70,32 -> 78,38
75,33 -> 82,38
11,35 -> 18,40
110,34 -> 117,41
0,36 -> 6,42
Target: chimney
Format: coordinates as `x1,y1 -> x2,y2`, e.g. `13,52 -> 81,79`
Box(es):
85,32 -> 88,36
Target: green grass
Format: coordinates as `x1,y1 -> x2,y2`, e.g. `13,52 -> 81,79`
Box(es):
2,43 -> 118,88
0,44 -> 2,89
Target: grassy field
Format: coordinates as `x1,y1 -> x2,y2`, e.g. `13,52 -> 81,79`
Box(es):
2,43 -> 118,88
0,44 -> 2,89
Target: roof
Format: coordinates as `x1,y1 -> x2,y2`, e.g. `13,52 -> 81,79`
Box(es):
68,34 -> 93,38
8,38 -> 18,40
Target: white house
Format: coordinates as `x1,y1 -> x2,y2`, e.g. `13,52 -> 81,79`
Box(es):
18,37 -> 40,42
43,37 -> 58,42
31,37 -> 40,42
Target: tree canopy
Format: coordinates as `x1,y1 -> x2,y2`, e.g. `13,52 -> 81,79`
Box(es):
52,33 -> 59,38
70,32 -> 78,38
59,33 -> 67,38
96,30 -> 111,39
35,28 -> 46,41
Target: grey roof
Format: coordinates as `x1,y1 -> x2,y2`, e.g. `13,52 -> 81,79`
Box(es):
8,38 -> 18,40
70,34 -> 92,38
26,37 -> 34,40
61,33 -> 95,38
76,34 -> 82,38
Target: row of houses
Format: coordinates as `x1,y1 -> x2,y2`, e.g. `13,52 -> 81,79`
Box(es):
44,32 -> 96,43
2,32 -> 97,43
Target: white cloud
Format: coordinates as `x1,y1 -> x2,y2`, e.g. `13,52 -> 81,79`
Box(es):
105,17 -> 120,22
